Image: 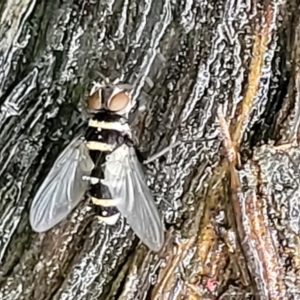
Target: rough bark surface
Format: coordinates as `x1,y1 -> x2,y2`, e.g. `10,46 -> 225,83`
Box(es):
0,0 -> 300,299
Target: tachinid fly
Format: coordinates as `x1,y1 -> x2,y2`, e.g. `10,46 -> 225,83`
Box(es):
29,84 -> 165,252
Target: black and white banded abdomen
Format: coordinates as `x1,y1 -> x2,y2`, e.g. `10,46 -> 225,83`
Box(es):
85,112 -> 132,225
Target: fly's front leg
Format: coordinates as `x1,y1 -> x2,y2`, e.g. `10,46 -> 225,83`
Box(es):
142,141 -> 182,165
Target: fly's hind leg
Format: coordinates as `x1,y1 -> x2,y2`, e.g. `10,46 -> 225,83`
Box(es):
142,141 -> 182,165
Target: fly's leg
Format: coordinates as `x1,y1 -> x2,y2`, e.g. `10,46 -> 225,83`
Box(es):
142,141 -> 182,165
142,137 -> 210,165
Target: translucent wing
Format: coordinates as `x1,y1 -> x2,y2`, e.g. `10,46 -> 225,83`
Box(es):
30,136 -> 94,232
104,145 -> 164,251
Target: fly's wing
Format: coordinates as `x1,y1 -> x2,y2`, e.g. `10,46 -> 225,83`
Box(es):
30,136 -> 94,232
104,145 -> 164,252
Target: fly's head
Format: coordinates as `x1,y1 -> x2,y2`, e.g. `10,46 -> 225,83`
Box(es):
87,83 -> 133,118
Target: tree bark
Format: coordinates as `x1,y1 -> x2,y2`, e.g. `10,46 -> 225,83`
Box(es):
0,0 -> 300,299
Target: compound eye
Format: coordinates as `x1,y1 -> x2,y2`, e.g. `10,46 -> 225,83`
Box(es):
107,91 -> 130,112
87,89 -> 102,111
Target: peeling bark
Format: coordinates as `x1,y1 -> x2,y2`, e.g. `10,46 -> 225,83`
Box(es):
1,0 -> 300,299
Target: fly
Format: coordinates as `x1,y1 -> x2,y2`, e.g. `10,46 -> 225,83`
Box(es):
29,83 -> 165,252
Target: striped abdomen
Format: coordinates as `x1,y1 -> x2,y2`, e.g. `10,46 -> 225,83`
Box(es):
85,112 -> 132,224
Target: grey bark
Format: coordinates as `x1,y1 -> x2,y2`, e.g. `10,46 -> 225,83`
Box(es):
0,0 -> 300,299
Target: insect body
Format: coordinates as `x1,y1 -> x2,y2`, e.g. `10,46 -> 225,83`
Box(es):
30,84 -> 164,252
